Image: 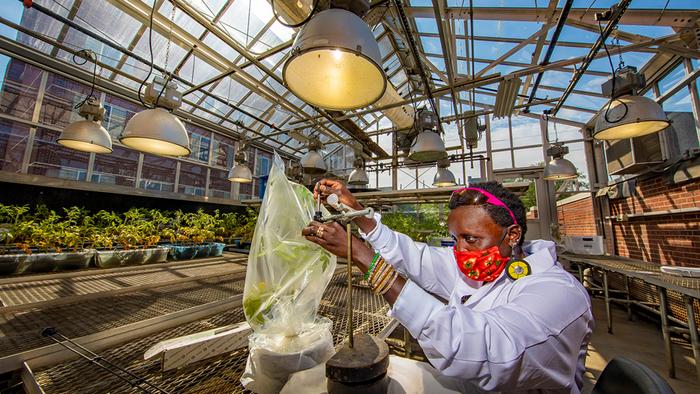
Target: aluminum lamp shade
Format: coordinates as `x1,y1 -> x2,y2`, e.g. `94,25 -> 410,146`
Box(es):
300,149 -> 327,175
120,108 -> 191,157
408,130 -> 447,162
433,167 -> 456,187
348,168 -> 369,185
228,163 -> 253,183
58,120 -> 112,153
283,8 -> 386,110
544,157 -> 578,181
594,95 -> 670,140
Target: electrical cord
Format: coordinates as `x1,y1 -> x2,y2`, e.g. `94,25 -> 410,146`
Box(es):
599,20 -> 628,125
137,0 -> 158,109
71,49 -> 98,110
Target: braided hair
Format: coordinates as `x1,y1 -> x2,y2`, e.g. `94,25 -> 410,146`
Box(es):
448,181 -> 527,246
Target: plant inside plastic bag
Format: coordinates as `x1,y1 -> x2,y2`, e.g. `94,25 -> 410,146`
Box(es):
241,153 -> 337,393
242,153 -> 336,335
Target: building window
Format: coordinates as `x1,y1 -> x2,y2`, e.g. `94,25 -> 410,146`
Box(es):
140,154 -> 176,192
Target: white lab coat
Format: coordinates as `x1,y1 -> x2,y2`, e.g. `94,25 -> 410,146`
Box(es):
360,215 -> 594,393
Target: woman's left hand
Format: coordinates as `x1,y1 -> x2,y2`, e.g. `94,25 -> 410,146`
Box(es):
302,221 -> 349,258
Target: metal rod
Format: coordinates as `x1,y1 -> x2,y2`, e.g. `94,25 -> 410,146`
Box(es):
684,295 -> 700,383
41,328 -> 169,394
551,0 -> 631,115
347,222 -> 354,349
658,287 -> 676,379
625,276 -> 632,320
524,0 -> 574,110
603,270 -> 612,334
392,0 -> 443,134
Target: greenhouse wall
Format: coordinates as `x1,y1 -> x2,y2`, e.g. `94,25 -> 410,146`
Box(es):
609,175 -> 700,268
556,194 -> 596,237
0,57 -> 279,205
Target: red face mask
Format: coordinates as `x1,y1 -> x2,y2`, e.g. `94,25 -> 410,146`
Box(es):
454,243 -> 510,282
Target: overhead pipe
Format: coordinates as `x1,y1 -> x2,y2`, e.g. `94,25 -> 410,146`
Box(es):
523,0 -> 575,111
552,0 -> 631,115
392,0 -> 443,134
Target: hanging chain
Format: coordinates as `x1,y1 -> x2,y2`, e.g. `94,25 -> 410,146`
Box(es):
163,2 -> 176,77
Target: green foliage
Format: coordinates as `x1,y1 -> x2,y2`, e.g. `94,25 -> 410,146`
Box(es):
381,203 -> 449,242
0,203 -> 260,254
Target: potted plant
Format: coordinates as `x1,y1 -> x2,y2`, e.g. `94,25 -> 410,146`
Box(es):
166,209 -> 226,260
93,208 -> 169,268
0,204 -> 94,275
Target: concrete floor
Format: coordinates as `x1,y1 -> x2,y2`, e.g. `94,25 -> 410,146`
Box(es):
583,297 -> 698,393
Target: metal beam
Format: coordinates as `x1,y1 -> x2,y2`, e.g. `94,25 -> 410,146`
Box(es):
566,20 -> 700,59
516,0 -> 559,107
406,7 -> 698,28
524,0 -> 575,110
552,0 -> 631,116
417,32 -> 658,52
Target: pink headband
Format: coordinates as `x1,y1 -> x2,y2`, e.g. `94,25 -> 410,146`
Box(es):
451,187 -> 518,225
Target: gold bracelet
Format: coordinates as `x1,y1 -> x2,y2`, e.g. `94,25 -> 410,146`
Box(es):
373,265 -> 395,293
377,270 -> 399,296
369,257 -> 388,284
370,261 -> 391,291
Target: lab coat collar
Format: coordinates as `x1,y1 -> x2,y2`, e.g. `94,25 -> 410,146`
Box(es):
461,240 -> 559,305
521,239 -> 558,274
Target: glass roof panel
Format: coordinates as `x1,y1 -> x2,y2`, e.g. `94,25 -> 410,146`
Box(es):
251,21 -> 293,53
159,2 -> 206,38
73,1 -> 140,49
239,92 -> 273,117
202,32 -> 242,62
218,0 -> 273,51
378,35 -> 393,59
178,54 -> 221,85
131,29 -> 189,73
472,40 -> 517,61
179,0 -> 228,20
427,56 -> 446,72
415,18 -> 438,34
17,3 -> 73,54
473,20 -> 542,40
420,35 -> 442,55
373,23 -> 385,38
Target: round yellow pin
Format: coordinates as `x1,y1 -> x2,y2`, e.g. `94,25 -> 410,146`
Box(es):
506,259 -> 531,280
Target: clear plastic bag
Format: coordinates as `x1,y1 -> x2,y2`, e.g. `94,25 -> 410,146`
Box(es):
241,153 -> 337,392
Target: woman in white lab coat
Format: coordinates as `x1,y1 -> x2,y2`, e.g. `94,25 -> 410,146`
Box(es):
302,180 -> 594,393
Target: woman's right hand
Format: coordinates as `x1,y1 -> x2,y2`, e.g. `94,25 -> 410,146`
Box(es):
314,179 -> 362,210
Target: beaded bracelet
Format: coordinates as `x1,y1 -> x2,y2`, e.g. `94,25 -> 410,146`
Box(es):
363,252 -> 382,281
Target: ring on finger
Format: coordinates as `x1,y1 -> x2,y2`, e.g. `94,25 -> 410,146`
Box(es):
315,226 -> 325,238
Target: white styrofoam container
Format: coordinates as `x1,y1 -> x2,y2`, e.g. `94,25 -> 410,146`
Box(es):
563,236 -> 605,255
